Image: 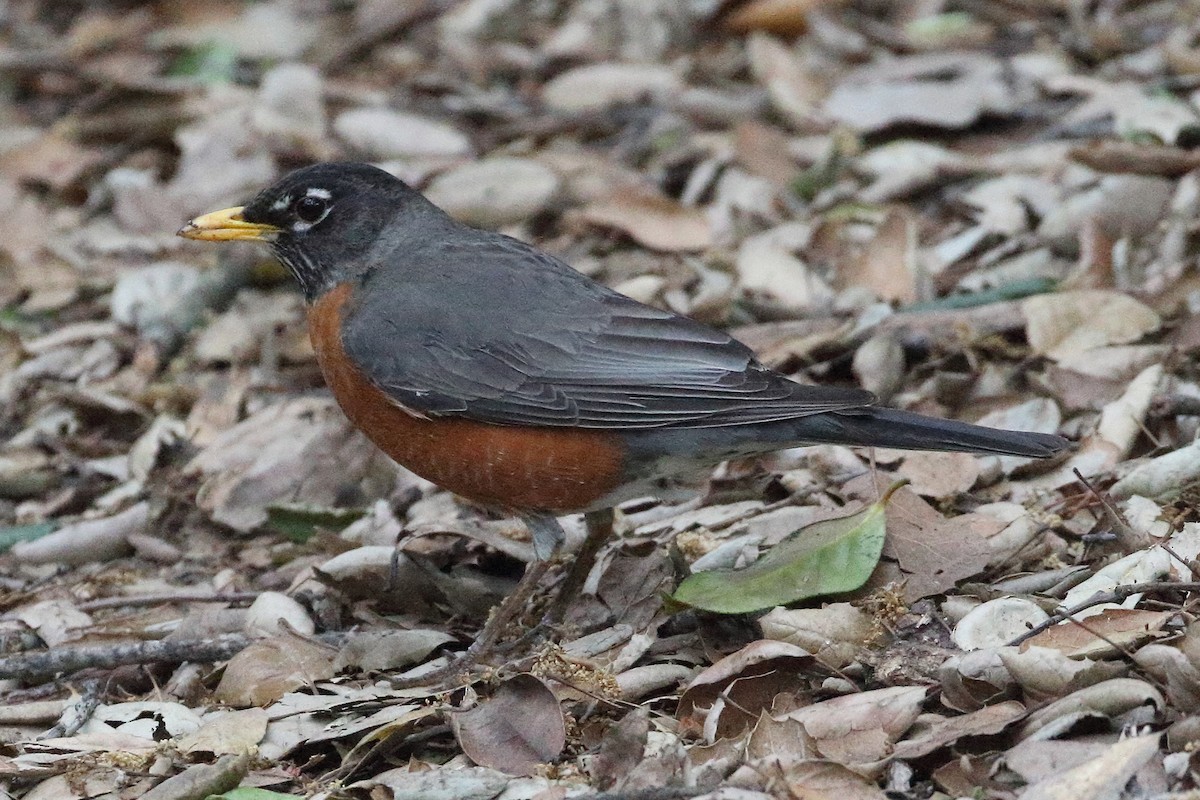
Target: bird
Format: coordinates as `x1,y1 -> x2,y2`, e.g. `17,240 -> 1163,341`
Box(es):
179,162 -> 1068,680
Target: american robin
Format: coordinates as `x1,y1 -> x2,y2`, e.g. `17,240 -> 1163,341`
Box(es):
180,162 -> 1067,675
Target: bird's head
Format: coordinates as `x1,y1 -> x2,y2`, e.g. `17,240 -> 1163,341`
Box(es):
179,162 -> 444,300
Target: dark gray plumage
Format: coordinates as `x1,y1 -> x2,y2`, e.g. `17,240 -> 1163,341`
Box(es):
237,162 -> 1068,459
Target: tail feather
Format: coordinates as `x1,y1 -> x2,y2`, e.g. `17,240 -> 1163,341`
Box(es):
801,407 -> 1068,458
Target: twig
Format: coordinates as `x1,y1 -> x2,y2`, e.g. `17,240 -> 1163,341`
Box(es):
389,561 -> 551,690
1150,394 -> 1200,418
1073,468 -> 1149,554
78,592 -> 259,611
0,632 -> 347,680
545,509 -> 613,626
1007,581 -> 1200,646
37,678 -> 103,739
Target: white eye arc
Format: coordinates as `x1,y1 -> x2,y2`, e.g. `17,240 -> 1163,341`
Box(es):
290,187 -> 333,232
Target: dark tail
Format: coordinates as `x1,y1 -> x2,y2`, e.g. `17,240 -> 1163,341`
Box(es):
796,406 -> 1069,458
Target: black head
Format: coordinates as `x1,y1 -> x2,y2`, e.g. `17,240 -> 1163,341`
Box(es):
179,162 -> 449,300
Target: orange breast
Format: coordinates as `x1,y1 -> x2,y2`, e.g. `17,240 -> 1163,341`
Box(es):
306,284 -> 628,513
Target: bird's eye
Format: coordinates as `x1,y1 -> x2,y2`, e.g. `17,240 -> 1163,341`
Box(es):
292,195 -> 329,223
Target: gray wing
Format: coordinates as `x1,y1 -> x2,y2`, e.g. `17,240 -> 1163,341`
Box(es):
340,233 -> 876,430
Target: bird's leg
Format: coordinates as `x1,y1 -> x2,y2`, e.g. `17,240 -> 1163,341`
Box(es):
389,514 -> 562,689
543,507 -> 615,628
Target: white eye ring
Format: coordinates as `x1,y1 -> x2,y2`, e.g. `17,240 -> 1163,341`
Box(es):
290,190 -> 332,231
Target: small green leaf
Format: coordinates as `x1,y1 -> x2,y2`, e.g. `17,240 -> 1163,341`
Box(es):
901,277 -> 1057,313
206,789 -> 300,800
265,504 -> 364,543
167,40 -> 239,84
672,483 -> 902,614
0,521 -> 57,554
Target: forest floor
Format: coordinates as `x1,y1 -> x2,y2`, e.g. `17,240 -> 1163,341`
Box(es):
2,1 -> 1200,798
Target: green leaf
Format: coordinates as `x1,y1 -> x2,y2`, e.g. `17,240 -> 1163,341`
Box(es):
206,789 -> 300,800
0,521 -> 57,554
167,40 -> 239,84
672,483 -> 902,614
265,504 -> 364,543
900,277 -> 1057,313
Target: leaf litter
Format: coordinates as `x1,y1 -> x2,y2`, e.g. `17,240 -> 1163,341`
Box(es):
2,0 -> 1200,797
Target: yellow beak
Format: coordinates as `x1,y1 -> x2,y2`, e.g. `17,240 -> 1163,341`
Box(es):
177,206 -> 281,242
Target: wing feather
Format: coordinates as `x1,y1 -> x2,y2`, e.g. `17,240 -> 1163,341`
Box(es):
340,233 -> 876,429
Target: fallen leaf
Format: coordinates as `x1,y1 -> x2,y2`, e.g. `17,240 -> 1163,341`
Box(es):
1020,679 -> 1163,740
1023,290 -> 1161,362
673,484 -> 893,613
334,630 -> 455,672
576,188 -> 713,252
850,480 -> 1000,602
1020,734 -> 1160,800
724,0 -> 841,37
825,51 -> 1020,132
186,398 -> 394,532
780,761 -> 888,799
782,685 -> 928,773
214,637 -> 335,708
894,451 -> 980,498
451,674 -> 566,776
590,709 -> 650,790
892,701 -> 1025,760
176,709 -> 269,755
678,641 -> 816,739
758,603 -> 874,668
1021,609 -> 1173,659
542,63 -> 681,112
952,597 -> 1050,651
835,208 -> 919,304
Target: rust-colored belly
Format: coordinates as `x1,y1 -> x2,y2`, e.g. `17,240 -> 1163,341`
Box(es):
306,284 -> 627,513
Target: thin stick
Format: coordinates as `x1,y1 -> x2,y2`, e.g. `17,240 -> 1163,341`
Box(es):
0,633 -> 349,680
545,508 -> 614,626
389,560 -> 551,690
1006,581 -> 1200,646
78,592 -> 259,611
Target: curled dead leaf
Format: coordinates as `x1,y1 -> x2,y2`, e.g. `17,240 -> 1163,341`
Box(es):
450,673 -> 566,776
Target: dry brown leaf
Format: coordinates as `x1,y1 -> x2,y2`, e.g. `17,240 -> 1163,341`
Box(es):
999,647 -> 1127,703
1022,290 -> 1161,362
724,0 -> 841,36
745,710 -> 816,764
1020,734 -> 1160,800
893,451 -> 980,499
185,398 -> 394,532
451,674 -> 566,776
825,51 -> 1019,132
780,761 -> 888,799
734,121 -> 800,188
678,641 -> 816,739
746,32 -> 826,124
848,479 -> 1000,601
590,709 -> 650,790
1021,609 -> 1173,659
892,701 -> 1025,760
576,188 -> 713,252
1020,678 -> 1164,740
835,209 -> 919,304
175,708 -> 269,755
541,63 -> 681,113
334,630 -> 455,673
213,637 -> 335,708
781,685 -> 927,773
758,603 -> 873,668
